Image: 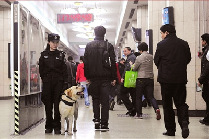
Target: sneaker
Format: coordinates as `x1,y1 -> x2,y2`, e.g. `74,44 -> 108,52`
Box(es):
182,121 -> 189,138
100,125 -> 109,132
162,131 -> 175,136
156,109 -> 161,120
45,129 -> 52,134
134,115 -> 143,119
93,119 -> 100,131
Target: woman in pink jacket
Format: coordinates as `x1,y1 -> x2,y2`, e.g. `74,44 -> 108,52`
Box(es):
76,56 -> 90,107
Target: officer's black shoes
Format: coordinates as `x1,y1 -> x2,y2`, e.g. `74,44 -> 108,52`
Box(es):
162,131 -> 175,136
54,130 -> 61,134
199,119 -> 209,125
45,129 -> 53,134
182,121 -> 189,138
100,125 -> 109,132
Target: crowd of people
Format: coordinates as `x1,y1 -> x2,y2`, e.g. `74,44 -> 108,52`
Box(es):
38,24 -> 209,139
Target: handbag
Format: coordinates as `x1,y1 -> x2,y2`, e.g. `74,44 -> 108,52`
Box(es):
124,67 -> 137,88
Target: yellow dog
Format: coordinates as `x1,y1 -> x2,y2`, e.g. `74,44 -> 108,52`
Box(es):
59,86 -> 84,135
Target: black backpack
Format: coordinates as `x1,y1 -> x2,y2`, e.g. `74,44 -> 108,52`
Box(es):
103,40 -> 111,69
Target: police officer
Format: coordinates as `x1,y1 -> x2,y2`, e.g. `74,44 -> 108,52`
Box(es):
39,33 -> 68,134
198,33 -> 209,125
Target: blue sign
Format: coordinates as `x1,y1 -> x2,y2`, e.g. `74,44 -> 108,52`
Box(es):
162,7 -> 169,25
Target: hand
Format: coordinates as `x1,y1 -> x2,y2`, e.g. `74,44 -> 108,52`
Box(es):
121,78 -> 124,83
197,81 -> 202,87
111,80 -> 116,86
129,61 -> 133,66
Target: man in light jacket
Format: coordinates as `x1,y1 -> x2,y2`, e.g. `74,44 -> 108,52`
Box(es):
131,42 -> 161,120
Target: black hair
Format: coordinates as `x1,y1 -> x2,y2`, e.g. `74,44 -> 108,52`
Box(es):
80,56 -> 84,61
134,52 -> 141,57
201,33 -> 209,44
125,47 -> 131,51
45,43 -> 50,51
68,56 -> 73,61
138,42 -> 148,52
160,24 -> 176,34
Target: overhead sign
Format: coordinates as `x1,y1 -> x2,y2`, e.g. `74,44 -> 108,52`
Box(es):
57,14 -> 94,23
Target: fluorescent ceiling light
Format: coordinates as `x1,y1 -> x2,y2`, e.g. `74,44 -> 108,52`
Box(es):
88,8 -> 106,15
76,33 -> 88,39
72,27 -> 86,32
78,7 -> 87,13
61,8 -> 78,14
74,2 -> 83,6
79,45 -> 86,48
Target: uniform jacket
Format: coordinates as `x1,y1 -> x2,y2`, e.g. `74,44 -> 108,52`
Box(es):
133,51 -> 154,79
76,63 -> 87,83
154,33 -> 191,84
84,38 -> 117,81
122,53 -> 136,79
199,45 -> 209,84
39,49 -> 67,83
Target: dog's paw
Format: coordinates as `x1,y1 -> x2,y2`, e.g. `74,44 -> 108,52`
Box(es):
73,129 -> 77,132
67,132 -> 73,135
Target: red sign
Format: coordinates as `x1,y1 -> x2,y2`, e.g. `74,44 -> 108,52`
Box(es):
57,14 -> 94,23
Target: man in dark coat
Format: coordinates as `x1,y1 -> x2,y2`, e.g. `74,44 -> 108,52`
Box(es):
197,33 -> 209,125
66,56 -> 77,87
84,26 -> 117,131
154,24 -> 191,138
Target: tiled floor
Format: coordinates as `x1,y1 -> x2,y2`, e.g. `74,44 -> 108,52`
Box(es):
2,97 -> 209,139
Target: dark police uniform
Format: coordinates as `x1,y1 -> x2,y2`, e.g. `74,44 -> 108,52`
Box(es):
39,34 -> 68,133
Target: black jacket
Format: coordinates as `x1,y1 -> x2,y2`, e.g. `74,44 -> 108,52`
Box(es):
198,45 -> 209,84
122,53 -> 136,79
154,34 -> 191,84
118,62 -> 125,77
66,61 -> 77,84
84,38 -> 117,81
39,49 -> 68,83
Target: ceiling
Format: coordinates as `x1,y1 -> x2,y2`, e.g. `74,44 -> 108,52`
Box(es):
47,1 -> 124,46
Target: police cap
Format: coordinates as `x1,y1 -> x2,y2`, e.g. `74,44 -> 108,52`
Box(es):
48,33 -> 60,42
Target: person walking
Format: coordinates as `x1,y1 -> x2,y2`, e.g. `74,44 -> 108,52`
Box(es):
131,42 -> 161,120
84,26 -> 117,131
39,33 -> 68,134
121,47 -> 136,116
197,33 -> 209,125
154,24 -> 191,138
76,56 -> 90,107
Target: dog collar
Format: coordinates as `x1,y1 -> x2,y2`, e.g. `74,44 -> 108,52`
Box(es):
60,98 -> 74,106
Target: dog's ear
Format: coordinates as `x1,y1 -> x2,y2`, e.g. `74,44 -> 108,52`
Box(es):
67,89 -> 73,98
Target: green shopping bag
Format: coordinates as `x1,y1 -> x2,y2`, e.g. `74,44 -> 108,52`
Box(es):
124,68 -> 137,88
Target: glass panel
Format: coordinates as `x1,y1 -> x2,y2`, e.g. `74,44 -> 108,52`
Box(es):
20,8 -> 29,95
29,15 -> 43,93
